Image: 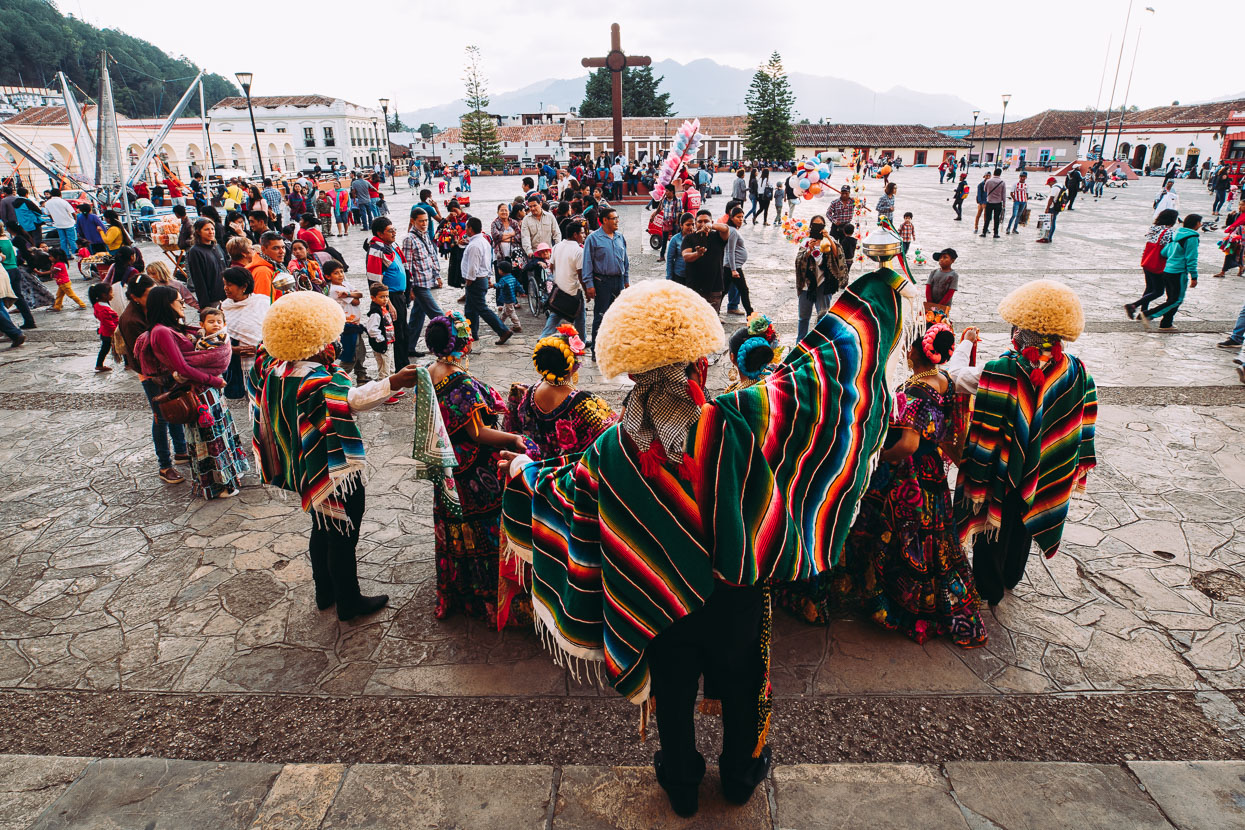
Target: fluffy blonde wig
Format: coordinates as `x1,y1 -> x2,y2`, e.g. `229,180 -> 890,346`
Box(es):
595,280 -> 726,379
997,279 -> 1085,342
261,291 -> 346,361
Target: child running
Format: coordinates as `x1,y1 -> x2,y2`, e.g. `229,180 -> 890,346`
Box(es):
89,282 -> 119,372
50,247 -> 86,310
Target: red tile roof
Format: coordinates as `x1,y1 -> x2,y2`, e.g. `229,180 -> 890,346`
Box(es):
1,106 -> 70,126
564,116 -> 749,136
1116,98 -> 1245,126
793,123 -> 969,148
966,109 -> 1096,141
211,95 -> 339,110
433,124 -> 569,143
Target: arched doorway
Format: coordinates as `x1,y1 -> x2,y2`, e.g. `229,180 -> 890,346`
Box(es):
1149,143 -> 1167,170
1117,142 -> 1130,162
1132,144 -> 1147,169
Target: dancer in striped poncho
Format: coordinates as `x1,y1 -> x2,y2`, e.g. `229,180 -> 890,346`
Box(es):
501,270 -> 907,817
247,292 -> 422,621
955,280 -> 1097,607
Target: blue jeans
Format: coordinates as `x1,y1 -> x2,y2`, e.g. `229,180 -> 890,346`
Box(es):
541,295 -> 587,340
355,197 -> 374,227
340,322 -> 364,364
589,275 -> 625,350
1006,202 -> 1026,233
55,227 -> 76,253
726,282 -> 741,311
407,286 -> 444,353
1213,190 -> 1228,214
796,288 -> 831,340
465,278 -> 508,339
1045,211 -> 1058,240
1228,300 -> 1245,343
141,378 -> 188,470
0,299 -> 21,340
744,194 -> 759,220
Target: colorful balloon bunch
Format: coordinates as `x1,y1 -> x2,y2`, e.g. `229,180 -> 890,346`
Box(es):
788,152 -> 838,200
651,119 -> 703,201
781,214 -> 809,244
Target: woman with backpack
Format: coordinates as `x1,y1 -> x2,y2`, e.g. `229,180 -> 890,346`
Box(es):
1125,209 -> 1179,321
757,170 -> 774,226
1141,213 -> 1201,332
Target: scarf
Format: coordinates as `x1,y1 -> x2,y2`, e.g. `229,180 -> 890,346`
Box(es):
220,293 -> 270,348
956,349 -> 1097,557
247,351 -> 367,527
621,363 -> 703,475
410,365 -> 460,519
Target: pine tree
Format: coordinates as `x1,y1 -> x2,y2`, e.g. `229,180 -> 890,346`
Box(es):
578,66 -> 674,118
460,46 -> 502,167
744,52 -> 795,161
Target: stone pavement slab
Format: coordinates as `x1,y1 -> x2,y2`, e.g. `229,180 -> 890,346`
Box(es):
771,763 -> 969,830
553,765 -> 770,830
247,763 -> 346,830
0,755 -> 89,830
945,761 -> 1174,830
1128,760 -> 1245,830
29,756 -> 281,830
319,763 -> 553,830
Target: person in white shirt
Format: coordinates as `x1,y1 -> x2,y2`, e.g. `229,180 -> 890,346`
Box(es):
42,190 -> 78,253
461,216 -> 512,345
521,195 -> 561,255
1153,181 -> 1179,221
610,160 -> 625,201
544,220 -> 589,338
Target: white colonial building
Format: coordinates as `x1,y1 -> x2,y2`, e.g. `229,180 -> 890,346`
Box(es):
1076,98 -> 1245,174
206,94 -> 388,175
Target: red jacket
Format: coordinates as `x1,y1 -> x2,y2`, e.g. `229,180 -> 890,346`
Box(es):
94,302 -> 119,337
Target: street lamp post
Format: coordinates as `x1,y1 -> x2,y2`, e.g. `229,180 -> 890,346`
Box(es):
979,120 -> 989,167
664,118 -> 670,154
995,94 -> 1011,166
234,72 -> 264,178
969,110 -> 980,166
379,98 -> 396,194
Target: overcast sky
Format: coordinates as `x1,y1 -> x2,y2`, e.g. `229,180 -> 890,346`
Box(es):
75,0 -> 1239,118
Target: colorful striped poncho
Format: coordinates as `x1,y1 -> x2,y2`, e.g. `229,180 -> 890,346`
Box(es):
956,350 -> 1097,557
247,349 -> 367,526
502,268 -> 906,703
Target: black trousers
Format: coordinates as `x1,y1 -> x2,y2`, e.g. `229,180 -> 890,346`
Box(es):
1134,269 -> 1167,313
1066,187 -> 1080,209
952,198 -> 964,220
970,492 -> 1034,605
982,202 -> 1003,235
724,268 -> 753,315
95,333 -> 111,368
308,484 -> 367,608
388,291 -> 409,373
648,584 -> 768,798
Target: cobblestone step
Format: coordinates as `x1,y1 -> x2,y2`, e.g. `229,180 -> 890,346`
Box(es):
4,753 -> 1241,829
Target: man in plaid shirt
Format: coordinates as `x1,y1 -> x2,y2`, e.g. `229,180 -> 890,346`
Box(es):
827,185 -> 856,244
402,210 -> 444,356
261,178 -> 283,220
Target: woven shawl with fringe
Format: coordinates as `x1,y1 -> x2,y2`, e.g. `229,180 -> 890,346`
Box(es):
501,267 -> 905,704
956,350 -> 1097,557
410,365 -> 461,519
248,350 -> 366,526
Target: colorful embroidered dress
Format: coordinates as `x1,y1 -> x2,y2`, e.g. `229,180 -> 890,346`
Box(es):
956,351 -> 1097,557
779,374 -> 987,647
433,369 -> 529,627
501,268 -> 906,704
503,385 -> 618,460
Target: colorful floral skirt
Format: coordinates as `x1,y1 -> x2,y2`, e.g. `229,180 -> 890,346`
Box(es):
186,387 -> 250,500
777,453 -> 987,648
434,493 -> 531,629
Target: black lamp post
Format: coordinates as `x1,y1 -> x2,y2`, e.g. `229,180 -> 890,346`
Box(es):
970,110 -> 980,165
978,120 -> 988,167
996,94 -> 1011,166
379,98 -> 396,194
235,72 -> 264,177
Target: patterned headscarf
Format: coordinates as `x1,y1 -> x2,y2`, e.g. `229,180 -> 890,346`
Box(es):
622,362 -> 703,468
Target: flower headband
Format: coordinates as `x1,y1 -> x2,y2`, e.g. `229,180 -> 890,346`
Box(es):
532,324 -> 586,383
427,312 -> 473,358
746,312 -> 779,344
921,323 -> 953,365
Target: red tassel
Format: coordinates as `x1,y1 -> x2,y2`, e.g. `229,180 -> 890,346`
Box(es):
1052,341 -> 1064,361
639,443 -> 668,477
1022,347 -> 1040,364
679,452 -> 703,492
1029,368 -> 1045,387
686,379 -> 707,408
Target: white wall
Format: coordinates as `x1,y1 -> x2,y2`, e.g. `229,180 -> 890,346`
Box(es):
206,99 -> 387,175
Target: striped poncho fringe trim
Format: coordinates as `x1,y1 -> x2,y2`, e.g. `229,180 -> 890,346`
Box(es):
502,268 -> 905,705
956,351 -> 1097,558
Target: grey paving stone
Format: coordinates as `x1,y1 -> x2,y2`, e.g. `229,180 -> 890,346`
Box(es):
1128,761 -> 1245,830
553,765 -> 770,829
0,755 -> 91,830
772,763 -> 967,830
945,761 -> 1174,830
30,757 -> 281,830
248,763 -> 346,830
320,763 -> 552,830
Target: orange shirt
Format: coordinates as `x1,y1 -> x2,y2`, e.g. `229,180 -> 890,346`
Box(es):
248,259 -> 274,300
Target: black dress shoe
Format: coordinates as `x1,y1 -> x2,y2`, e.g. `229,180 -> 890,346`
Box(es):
337,593 -> 388,622
721,745 -> 772,806
19,323 -> 36,330
654,751 -> 701,818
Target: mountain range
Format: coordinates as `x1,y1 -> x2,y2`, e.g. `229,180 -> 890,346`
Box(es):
400,58 -> 985,130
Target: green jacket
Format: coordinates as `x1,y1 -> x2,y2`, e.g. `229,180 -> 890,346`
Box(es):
1162,226 -> 1200,278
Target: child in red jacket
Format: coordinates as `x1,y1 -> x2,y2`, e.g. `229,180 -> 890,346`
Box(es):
89,282 -> 119,372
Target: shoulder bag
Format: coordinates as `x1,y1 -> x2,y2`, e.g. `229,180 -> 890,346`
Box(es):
152,382 -> 206,425
546,284 -> 583,320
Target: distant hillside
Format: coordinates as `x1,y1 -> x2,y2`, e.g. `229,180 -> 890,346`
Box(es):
399,58 -> 981,128
0,0 -> 235,117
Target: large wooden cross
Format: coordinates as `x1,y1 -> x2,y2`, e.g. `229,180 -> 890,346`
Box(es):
581,23 -> 651,161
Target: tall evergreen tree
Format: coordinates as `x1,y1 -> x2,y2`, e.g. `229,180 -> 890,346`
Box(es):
460,46 -> 502,167
744,52 -> 795,161
578,66 -> 674,117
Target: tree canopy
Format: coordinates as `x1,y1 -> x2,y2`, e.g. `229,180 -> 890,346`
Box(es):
459,46 -> 502,167
0,0 -> 235,117
579,65 -> 673,118
744,52 -> 796,161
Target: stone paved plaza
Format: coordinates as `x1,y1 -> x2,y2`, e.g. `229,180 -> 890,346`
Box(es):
1,168 -> 1244,826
